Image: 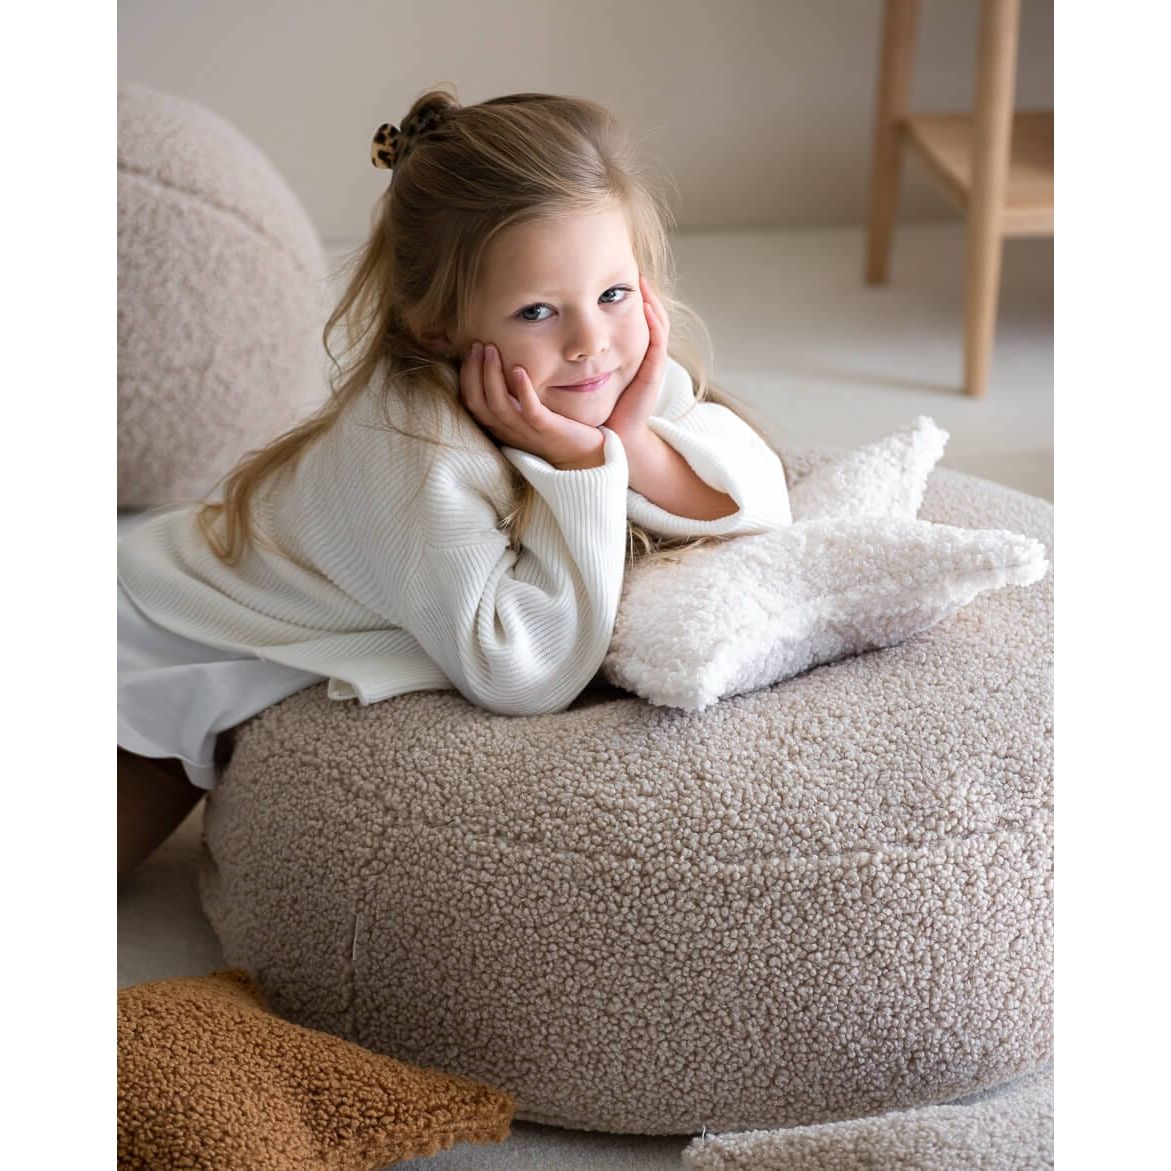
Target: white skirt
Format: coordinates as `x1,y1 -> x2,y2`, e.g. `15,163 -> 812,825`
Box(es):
117,513 -> 325,790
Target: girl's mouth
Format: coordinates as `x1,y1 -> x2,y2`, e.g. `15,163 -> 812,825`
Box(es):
554,371 -> 612,392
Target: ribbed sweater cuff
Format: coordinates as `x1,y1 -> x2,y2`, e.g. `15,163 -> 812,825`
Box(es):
501,427 -> 630,544
626,415 -> 791,536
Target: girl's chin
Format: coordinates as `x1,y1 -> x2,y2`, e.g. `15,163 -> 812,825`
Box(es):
545,391 -> 621,428
564,404 -> 616,428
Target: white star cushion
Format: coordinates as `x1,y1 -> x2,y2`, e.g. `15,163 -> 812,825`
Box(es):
603,419 -> 1049,712
787,415 -> 949,522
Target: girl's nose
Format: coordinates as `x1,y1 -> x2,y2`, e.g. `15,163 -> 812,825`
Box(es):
565,319 -> 609,362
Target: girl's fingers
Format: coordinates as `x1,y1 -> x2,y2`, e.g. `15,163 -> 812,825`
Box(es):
641,273 -> 662,314
483,344 -> 526,416
645,302 -> 667,363
645,297 -> 659,337
460,341 -> 487,416
640,276 -> 669,345
643,276 -> 668,328
512,366 -> 544,421
481,344 -> 508,416
651,292 -> 669,340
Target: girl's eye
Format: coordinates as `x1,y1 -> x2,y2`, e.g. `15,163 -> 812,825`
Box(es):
516,284 -> 635,323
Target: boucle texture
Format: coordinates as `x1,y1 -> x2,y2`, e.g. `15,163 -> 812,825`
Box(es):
200,446 -> 1052,1135
603,418 -> 1048,711
787,415 -> 948,521
118,83 -> 327,507
681,1066 -> 1052,1170
604,518 -> 1045,712
117,969 -> 514,1170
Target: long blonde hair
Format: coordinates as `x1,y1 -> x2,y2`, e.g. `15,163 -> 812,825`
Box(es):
197,86 -> 778,567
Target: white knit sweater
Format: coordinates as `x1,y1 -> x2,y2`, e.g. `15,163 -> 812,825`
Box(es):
118,357 -> 792,716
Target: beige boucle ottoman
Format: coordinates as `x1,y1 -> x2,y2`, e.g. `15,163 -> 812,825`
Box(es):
199,449 -> 1053,1135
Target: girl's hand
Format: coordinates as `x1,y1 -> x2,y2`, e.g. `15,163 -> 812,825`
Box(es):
459,341 -> 607,470
603,274 -> 670,441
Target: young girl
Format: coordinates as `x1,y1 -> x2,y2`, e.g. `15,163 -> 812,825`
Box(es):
117,87 -> 793,876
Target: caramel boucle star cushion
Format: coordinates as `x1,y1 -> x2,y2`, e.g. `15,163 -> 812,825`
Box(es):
117,969 -> 514,1170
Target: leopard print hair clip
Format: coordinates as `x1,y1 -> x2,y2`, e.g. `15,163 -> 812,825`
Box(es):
371,107 -> 445,170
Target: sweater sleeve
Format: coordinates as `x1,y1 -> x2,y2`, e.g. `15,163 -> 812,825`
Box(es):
626,358 -> 792,538
398,426 -> 630,717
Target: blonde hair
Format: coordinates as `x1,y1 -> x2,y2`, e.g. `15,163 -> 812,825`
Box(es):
197,86 -> 779,568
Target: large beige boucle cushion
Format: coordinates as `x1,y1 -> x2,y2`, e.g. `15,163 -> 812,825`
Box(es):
200,449 -> 1052,1136
118,83 -> 327,508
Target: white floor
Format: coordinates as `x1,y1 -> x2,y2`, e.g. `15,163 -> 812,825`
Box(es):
118,221 -> 1053,1170
671,222 -> 1052,501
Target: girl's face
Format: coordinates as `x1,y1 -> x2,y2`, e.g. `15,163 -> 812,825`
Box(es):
452,206 -> 650,429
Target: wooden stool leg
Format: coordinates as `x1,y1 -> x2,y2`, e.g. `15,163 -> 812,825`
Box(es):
865,0 -> 921,285
964,0 -> 1021,396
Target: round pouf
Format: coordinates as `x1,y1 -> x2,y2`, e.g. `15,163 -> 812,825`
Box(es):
118,83 -> 326,508
200,453 -> 1053,1135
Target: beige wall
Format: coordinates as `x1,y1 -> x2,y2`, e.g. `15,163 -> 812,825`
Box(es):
118,0 -> 1052,243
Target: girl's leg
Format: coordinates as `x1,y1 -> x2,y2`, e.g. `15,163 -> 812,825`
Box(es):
117,748 -> 205,878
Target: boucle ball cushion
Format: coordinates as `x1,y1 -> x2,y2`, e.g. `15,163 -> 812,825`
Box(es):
682,1066 -> 1052,1171
603,419 -> 1049,711
117,968 -> 514,1170
118,83 -> 327,508
200,450 -> 1052,1136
